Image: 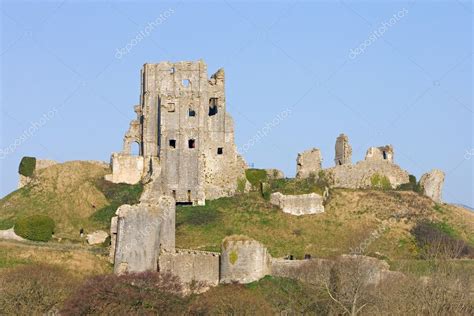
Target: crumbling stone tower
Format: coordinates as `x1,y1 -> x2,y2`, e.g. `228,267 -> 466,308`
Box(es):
334,133 -> 352,166
106,60 -> 246,205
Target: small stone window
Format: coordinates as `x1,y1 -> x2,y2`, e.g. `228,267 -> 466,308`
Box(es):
382,151 -> 387,160
188,139 -> 195,149
217,147 -> 223,155
172,190 -> 176,199
209,98 -> 218,116
169,139 -> 176,148
169,67 -> 175,74
187,190 -> 191,202
182,79 -> 190,88
167,103 -> 175,113
189,109 -> 196,117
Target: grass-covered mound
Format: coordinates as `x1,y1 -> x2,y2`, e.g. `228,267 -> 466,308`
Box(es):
14,215 -> 55,241
176,189 -> 474,260
0,161 -> 143,241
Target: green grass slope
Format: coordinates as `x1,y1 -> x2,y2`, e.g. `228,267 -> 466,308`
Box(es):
0,161 -> 142,241
176,189 -> 474,260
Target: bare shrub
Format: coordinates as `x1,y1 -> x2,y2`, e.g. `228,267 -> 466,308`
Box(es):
0,264 -> 75,315
187,284 -> 274,315
61,271 -> 187,315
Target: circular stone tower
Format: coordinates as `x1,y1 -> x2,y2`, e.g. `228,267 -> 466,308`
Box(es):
220,235 -> 272,284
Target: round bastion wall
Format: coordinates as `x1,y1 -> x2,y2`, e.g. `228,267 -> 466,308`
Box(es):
220,236 -> 272,284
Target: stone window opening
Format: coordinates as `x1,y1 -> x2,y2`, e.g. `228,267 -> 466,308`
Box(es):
217,147 -> 223,155
209,98 -> 218,116
383,151 -> 387,160
189,108 -> 196,117
187,190 -> 191,202
169,67 -> 175,74
338,160 -> 342,166
172,190 -> 176,199
131,142 -> 140,156
169,139 -> 176,148
182,79 -> 190,88
188,139 -> 195,149
168,103 -> 175,113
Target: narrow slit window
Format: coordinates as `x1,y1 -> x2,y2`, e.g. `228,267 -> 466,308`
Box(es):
217,147 -> 223,155
169,139 -> 176,148
189,109 -> 196,117
188,139 -> 195,149
209,98 -> 218,116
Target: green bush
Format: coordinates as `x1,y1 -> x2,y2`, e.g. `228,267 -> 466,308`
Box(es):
397,174 -> 422,193
14,215 -> 55,241
370,174 -> 391,190
245,169 -> 268,189
18,156 -> 36,177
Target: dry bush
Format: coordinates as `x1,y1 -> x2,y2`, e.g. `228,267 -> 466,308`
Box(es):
0,264 -> 75,315
61,271 -> 186,315
187,284 -> 274,315
372,262 -> 473,315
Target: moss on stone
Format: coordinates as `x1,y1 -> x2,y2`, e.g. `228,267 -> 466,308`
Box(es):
229,251 -> 238,265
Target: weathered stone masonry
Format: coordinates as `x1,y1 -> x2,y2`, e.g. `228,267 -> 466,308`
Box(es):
106,60 -> 246,205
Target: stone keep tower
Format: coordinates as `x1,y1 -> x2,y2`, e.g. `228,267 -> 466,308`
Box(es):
106,60 -> 246,205
334,133 -> 352,166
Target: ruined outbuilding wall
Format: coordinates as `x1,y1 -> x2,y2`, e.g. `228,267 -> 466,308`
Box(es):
104,153 -> 144,185
334,133 -> 352,166
18,159 -> 57,189
220,236 -> 272,284
365,145 -> 394,163
270,192 -> 325,215
296,148 -> 322,179
159,249 -> 220,286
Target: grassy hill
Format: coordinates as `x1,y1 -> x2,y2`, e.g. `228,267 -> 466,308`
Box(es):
0,161 -> 142,241
1,161 -> 473,261
176,189 -> 474,260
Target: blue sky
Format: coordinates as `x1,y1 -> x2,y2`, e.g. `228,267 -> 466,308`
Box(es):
0,0 -> 472,206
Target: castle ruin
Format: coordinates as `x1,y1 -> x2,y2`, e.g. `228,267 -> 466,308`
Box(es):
106,60 -> 246,205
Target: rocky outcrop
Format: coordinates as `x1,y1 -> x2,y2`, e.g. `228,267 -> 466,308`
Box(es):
86,230 -> 109,245
296,148 -> 322,179
0,228 -> 25,242
420,169 -> 445,203
270,192 -> 325,215
220,236 -> 272,284
265,169 -> 285,180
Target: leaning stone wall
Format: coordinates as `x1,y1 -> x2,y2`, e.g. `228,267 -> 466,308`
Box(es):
420,169 -> 445,202
270,192 -> 325,215
159,249 -> 220,286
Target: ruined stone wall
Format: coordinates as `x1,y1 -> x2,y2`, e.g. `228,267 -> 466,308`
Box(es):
326,160 -> 409,189
220,236 -> 272,284
296,148 -> 322,179
159,249 -> 220,287
334,133 -> 352,166
112,196 -> 175,274
270,192 -> 325,215
365,145 -> 394,163
104,153 -> 144,185
420,169 -> 445,202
